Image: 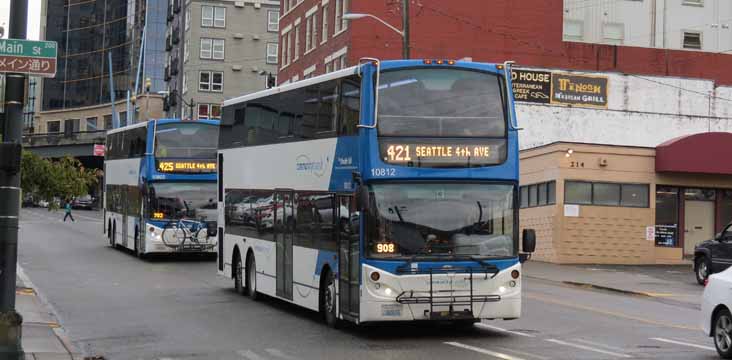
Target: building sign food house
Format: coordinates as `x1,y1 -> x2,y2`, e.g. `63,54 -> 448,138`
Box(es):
512,69 -> 609,109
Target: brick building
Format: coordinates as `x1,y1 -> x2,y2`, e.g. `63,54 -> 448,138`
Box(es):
277,0 -> 732,85
272,1 -> 732,265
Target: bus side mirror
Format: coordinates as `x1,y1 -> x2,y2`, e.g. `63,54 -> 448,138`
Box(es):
522,229 -> 536,253
206,221 -> 218,237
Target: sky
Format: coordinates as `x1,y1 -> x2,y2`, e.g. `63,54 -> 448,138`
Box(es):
0,0 -> 41,40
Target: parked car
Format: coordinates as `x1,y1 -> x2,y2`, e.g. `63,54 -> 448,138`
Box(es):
694,222 -> 732,285
71,195 -> 94,210
701,266 -> 732,358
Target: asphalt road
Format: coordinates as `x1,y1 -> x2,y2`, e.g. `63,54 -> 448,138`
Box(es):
17,207 -> 721,360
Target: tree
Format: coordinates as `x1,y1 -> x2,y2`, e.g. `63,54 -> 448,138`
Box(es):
21,151 -> 98,209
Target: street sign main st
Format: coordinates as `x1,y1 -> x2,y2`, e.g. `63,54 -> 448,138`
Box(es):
0,39 -> 58,78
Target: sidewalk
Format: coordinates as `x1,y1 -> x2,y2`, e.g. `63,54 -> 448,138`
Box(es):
15,268 -> 83,360
523,261 -> 703,306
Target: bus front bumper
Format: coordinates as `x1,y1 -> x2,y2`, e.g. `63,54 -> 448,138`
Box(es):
357,263 -> 522,323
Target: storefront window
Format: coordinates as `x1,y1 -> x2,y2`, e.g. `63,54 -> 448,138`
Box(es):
565,181 -> 592,205
593,183 -> 620,206
655,186 -> 679,247
721,190 -> 732,227
685,188 -> 716,201
622,184 -> 649,208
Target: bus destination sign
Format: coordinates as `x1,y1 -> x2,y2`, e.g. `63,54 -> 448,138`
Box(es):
157,160 -> 217,173
379,139 -> 505,167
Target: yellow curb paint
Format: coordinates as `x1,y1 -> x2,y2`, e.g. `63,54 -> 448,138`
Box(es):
526,293 -> 699,331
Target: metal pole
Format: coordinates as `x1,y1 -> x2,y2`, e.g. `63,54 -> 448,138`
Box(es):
108,51 -> 119,129
402,0 -> 410,59
0,0 -> 28,356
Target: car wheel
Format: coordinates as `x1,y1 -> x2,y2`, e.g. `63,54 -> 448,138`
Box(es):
696,256 -> 711,285
321,269 -> 338,328
715,308 -> 732,358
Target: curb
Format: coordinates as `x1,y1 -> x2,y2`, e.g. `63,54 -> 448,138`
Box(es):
16,265 -> 86,359
527,275 -> 657,298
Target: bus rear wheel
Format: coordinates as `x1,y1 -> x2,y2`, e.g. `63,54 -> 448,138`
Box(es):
234,252 -> 244,295
321,269 -> 338,328
245,254 -> 259,301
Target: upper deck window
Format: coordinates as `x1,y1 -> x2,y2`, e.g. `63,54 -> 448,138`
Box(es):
155,122 -> 219,159
377,68 -> 506,138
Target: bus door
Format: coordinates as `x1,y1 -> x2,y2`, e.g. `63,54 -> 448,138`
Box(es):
275,190 -> 294,300
337,195 -> 360,319
121,186 -> 129,247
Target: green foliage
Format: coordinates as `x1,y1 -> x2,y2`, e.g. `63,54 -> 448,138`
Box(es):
21,151 -> 98,210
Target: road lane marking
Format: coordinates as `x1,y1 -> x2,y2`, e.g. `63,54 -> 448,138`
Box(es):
545,339 -> 631,358
237,350 -> 270,360
574,338 -> 628,353
494,346 -> 550,360
444,342 -> 527,360
526,293 -> 699,331
476,323 -> 535,337
265,349 -> 300,360
650,337 -> 715,351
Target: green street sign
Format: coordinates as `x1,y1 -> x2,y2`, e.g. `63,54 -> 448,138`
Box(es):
0,39 -> 58,77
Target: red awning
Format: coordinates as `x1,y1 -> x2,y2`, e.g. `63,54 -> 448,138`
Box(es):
656,132 -> 732,175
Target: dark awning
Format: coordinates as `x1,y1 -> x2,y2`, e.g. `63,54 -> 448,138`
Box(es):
656,132 -> 732,175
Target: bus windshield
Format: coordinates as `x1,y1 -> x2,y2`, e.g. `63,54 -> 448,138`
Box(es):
149,182 -> 217,221
377,68 -> 506,138
367,183 -> 515,259
155,122 -> 219,158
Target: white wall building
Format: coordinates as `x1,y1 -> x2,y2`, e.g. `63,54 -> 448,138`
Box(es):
517,68 -> 732,150
563,0 -> 732,52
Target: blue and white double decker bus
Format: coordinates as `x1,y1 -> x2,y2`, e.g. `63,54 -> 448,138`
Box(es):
104,119 -> 220,257
217,59 -> 536,326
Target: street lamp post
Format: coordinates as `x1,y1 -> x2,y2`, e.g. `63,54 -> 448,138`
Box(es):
343,0 -> 410,59
0,0 -> 27,358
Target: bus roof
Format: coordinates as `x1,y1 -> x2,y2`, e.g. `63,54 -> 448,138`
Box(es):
223,66 -> 360,107
223,59 -> 505,108
105,118 -> 220,135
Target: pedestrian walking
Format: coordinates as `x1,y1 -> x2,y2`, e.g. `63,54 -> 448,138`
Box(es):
63,199 -> 75,222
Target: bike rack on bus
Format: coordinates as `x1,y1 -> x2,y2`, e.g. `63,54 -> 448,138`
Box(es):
394,265 -> 502,321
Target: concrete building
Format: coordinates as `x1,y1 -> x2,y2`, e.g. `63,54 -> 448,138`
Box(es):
165,0 -> 279,121
277,0 -> 732,85
563,0 -> 732,51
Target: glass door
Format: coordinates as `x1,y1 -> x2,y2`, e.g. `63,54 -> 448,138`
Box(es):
275,190 -> 294,300
338,195 -> 360,318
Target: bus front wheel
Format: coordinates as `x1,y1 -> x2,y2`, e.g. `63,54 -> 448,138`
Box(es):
321,269 -> 338,328
245,254 -> 259,301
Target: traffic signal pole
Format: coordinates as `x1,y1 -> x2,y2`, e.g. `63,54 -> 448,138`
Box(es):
0,0 -> 28,357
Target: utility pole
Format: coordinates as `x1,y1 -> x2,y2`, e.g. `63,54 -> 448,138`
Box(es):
402,0 -> 410,59
0,0 -> 28,357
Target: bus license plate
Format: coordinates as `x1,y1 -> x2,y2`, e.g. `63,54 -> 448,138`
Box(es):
381,304 -> 402,317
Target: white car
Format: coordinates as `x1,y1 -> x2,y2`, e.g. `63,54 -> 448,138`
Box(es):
702,266 -> 732,358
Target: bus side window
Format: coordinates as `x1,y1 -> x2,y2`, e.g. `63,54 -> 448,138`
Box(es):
339,78 -> 360,136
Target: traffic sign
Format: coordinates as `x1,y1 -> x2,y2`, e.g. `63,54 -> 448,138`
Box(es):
0,39 -> 58,77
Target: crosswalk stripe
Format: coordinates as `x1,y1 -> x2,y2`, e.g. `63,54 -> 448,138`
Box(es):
237,350 -> 270,360
445,342 -> 527,360
545,339 -> 631,358
476,323 -> 535,337
650,337 -> 715,351
265,348 -> 300,360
